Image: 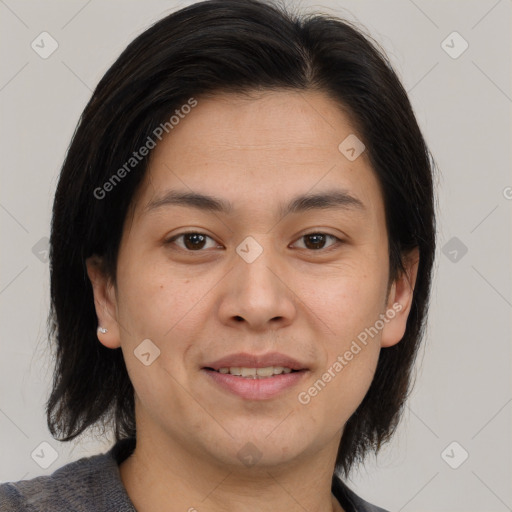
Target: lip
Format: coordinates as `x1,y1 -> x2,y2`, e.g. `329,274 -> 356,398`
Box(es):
203,352 -> 307,371
202,368 -> 308,400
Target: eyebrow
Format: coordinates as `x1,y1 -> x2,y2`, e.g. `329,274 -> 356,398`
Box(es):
144,188 -> 365,217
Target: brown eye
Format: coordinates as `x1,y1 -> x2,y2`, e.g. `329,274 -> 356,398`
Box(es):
293,233 -> 341,251
167,232 -> 219,251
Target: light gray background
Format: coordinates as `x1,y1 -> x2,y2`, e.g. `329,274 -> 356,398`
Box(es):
1,1 -> 511,510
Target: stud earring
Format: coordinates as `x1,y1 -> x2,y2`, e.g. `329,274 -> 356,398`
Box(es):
98,326 -> 108,334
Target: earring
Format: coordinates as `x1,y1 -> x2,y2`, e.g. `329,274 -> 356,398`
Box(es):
98,326 -> 108,334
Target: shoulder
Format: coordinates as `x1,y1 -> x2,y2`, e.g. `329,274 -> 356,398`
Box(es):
332,473 -> 391,512
0,441 -> 135,512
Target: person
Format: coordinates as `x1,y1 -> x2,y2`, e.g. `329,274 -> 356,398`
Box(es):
0,0 -> 436,510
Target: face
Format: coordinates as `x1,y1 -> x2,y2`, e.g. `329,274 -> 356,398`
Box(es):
87,90 -> 417,471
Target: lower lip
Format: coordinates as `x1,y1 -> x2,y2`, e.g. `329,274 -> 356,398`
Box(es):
202,369 -> 308,400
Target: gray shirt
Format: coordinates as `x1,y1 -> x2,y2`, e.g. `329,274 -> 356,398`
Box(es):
0,438 -> 389,512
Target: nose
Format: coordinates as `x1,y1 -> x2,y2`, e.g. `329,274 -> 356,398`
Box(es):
217,239 -> 297,332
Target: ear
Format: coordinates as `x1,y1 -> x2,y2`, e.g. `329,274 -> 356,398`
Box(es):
380,247 -> 420,348
85,254 -> 121,349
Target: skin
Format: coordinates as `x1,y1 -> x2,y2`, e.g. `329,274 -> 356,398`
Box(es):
86,90 -> 419,512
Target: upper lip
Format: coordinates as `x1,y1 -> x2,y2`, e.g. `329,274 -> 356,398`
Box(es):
203,352 -> 308,371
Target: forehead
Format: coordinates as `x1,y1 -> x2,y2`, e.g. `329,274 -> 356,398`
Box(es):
132,90 -> 384,222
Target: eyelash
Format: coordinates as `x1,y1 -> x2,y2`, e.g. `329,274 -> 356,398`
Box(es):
165,231 -> 344,253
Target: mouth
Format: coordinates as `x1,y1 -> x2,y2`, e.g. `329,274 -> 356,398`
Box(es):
203,351 -> 308,373
201,352 -> 309,400
203,366 -> 302,379
202,366 -> 308,400
201,352 -> 309,399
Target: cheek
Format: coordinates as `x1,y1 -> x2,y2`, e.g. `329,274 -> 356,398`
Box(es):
116,262 -> 206,340
114,263 -> 216,392
293,259 -> 386,420
297,325 -> 381,433
328,347 -> 380,424
114,269 -> 204,421
299,257 -> 388,337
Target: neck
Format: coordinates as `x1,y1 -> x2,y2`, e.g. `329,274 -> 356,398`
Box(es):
119,426 -> 345,512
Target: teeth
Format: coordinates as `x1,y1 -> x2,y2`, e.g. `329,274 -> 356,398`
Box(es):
256,367 -> 274,377
215,366 -> 296,378
241,367 -> 256,377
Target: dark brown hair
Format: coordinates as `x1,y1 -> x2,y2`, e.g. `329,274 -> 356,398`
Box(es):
47,0 -> 436,477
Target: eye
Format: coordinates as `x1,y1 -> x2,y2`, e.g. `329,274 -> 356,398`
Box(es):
165,231 -> 343,253
166,232 -> 220,251
291,232 -> 342,251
